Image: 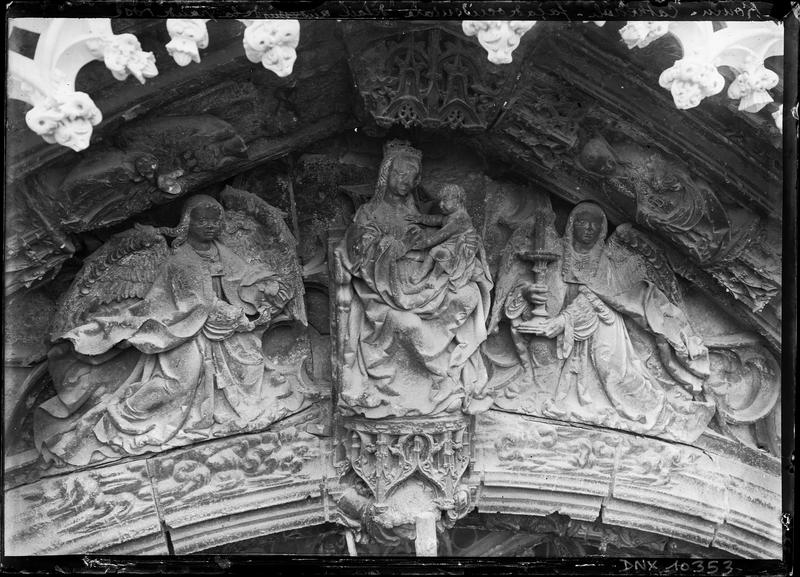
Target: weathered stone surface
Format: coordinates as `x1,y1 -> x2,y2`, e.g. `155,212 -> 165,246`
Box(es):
3,290 -> 57,366
470,23 -> 783,346
486,203 -> 716,444
148,409 -> 329,554
611,437 -> 728,525
4,363 -> 53,485
3,18 -> 785,561
333,140 -> 494,419
471,410 -> 782,558
474,411 -> 616,521
35,191 -> 313,470
3,459 -> 166,555
710,455 -> 782,559
600,499 -> 719,548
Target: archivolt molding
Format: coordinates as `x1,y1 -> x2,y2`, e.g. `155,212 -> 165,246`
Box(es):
9,19 -> 784,151
464,20 -> 783,121
9,18 -> 300,151
3,407 -> 782,558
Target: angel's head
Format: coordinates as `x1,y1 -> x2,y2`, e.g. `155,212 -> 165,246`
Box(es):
578,136 -> 618,176
172,195 -> 224,247
567,202 -> 607,252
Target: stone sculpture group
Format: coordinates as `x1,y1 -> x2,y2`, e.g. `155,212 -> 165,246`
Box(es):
31,139 -> 778,550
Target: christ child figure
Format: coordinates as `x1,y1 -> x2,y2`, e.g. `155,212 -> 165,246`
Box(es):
406,184 -> 482,289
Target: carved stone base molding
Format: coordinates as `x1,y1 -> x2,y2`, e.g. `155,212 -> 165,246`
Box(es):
334,415 -> 476,551
3,403 -> 333,555
4,457 -> 167,555
473,410 -> 782,559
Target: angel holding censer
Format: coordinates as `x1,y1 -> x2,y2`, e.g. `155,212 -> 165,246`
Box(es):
491,202 -> 715,443
35,189 -> 306,466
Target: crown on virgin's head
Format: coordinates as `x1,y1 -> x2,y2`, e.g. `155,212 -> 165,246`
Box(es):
384,140 -> 422,163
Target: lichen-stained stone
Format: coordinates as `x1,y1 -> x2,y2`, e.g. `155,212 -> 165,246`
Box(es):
473,410 -> 618,521
149,410 -> 329,553
3,459 -> 166,555
711,455 -> 782,559
611,436 -> 729,525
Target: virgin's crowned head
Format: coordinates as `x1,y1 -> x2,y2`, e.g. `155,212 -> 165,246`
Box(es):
374,140 -> 422,202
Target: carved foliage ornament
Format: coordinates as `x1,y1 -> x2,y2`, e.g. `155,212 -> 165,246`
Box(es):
166,19 -> 300,78
461,21 -> 536,64
8,18 -> 158,151
9,18 -> 299,151
658,22 -> 783,112
466,20 -> 783,115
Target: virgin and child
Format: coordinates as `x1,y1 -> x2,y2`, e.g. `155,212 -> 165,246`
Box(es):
336,141 -> 495,418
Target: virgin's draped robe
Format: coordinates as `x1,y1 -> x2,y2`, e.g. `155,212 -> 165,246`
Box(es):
337,198 -> 494,418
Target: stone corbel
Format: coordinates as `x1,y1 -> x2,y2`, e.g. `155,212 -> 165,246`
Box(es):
8,18 -> 158,151
166,18 -> 300,77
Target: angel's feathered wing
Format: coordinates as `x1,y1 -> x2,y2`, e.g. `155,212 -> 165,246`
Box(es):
605,223 -> 684,307
219,186 -> 307,326
50,225 -> 170,339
